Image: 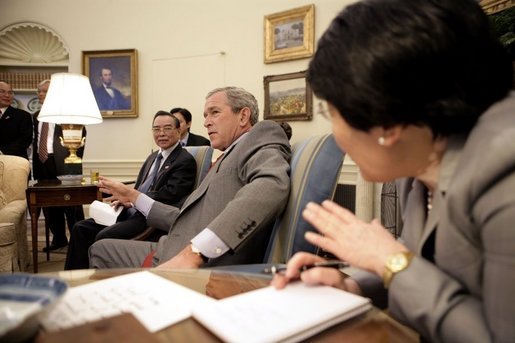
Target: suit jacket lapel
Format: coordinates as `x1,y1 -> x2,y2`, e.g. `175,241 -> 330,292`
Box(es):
179,144 -> 236,212
138,151 -> 157,188
153,144 -> 181,186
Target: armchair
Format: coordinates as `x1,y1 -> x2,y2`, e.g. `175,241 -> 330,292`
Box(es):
211,134 -> 345,273
0,155 -> 30,271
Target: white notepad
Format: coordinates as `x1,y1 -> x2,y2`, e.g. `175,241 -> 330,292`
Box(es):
192,282 -> 372,343
89,200 -> 123,226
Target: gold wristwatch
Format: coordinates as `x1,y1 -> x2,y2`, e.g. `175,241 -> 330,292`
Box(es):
190,243 -> 208,263
382,251 -> 414,289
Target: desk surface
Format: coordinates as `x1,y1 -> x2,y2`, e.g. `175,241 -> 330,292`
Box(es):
39,268 -> 419,342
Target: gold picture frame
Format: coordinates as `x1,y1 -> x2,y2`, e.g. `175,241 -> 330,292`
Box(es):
480,0 -> 514,14
264,4 -> 315,64
82,49 -> 138,118
264,70 -> 313,121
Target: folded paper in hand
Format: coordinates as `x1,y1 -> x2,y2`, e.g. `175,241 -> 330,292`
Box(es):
89,200 -> 123,226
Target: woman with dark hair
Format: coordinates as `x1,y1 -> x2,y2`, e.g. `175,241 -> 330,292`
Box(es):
273,0 -> 515,342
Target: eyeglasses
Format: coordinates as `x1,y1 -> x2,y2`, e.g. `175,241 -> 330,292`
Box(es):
0,90 -> 14,96
152,126 -> 176,134
317,101 -> 331,121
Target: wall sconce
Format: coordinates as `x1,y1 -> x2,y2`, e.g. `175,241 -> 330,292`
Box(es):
37,73 -> 102,176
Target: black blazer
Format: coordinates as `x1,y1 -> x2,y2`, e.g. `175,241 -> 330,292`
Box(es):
93,86 -> 130,111
186,132 -> 210,146
0,106 -> 33,159
136,144 -> 197,208
32,111 -> 87,179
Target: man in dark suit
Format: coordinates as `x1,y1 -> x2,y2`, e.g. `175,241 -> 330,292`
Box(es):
32,79 -> 87,251
90,87 -> 291,269
0,81 -> 32,159
170,107 -> 210,146
93,67 -> 130,111
65,111 -> 197,269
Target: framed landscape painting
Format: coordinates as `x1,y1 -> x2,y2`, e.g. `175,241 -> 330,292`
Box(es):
264,70 -> 313,121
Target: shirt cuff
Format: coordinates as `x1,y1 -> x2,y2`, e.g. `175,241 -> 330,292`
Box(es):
191,228 -> 229,259
134,193 -> 155,217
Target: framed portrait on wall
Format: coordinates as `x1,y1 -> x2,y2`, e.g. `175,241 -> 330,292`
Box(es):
264,70 -> 313,121
264,4 -> 315,64
82,49 -> 138,118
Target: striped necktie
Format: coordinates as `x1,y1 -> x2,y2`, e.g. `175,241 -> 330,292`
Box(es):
39,122 -> 49,163
138,152 -> 163,194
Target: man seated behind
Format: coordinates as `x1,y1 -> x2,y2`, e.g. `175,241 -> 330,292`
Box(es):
89,86 -> 291,269
65,111 -> 197,270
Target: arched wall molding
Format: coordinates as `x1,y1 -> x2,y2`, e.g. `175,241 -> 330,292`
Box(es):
0,22 -> 69,64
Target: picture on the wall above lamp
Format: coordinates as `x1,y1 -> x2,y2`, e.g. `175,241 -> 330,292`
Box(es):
82,49 -> 138,118
264,4 -> 315,64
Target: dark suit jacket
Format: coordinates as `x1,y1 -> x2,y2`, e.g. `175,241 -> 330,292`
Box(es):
135,144 -> 197,208
149,120 -> 291,266
93,85 -> 130,110
186,132 -> 210,146
32,111 -> 86,179
0,106 -> 32,159
353,92 -> 515,342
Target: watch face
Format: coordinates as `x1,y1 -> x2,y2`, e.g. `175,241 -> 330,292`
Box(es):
389,253 -> 409,272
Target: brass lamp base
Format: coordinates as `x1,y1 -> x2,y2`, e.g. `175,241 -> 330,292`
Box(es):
60,124 -> 86,175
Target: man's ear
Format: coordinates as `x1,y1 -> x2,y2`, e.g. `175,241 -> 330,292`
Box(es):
239,107 -> 251,126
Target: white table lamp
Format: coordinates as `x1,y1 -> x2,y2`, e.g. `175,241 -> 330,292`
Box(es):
38,72 -> 103,175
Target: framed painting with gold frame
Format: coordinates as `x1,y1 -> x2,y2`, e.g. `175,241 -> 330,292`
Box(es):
480,0 -> 514,14
264,5 -> 315,64
264,70 -> 313,121
82,49 -> 138,118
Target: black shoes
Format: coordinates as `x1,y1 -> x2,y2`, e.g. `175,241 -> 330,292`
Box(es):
43,242 -> 68,252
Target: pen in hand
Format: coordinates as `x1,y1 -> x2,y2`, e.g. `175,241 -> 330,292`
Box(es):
262,260 -> 349,274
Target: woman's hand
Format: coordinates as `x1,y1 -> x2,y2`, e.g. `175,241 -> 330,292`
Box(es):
302,200 -> 408,277
271,252 -> 361,294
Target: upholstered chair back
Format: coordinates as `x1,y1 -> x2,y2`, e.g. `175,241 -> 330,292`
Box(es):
184,146 -> 214,189
265,134 -> 345,263
0,155 -> 30,271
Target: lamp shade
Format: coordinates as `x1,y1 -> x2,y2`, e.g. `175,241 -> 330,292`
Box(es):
38,73 -> 103,125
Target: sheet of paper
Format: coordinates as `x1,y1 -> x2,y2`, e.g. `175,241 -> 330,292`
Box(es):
192,282 -> 371,343
41,271 -> 214,333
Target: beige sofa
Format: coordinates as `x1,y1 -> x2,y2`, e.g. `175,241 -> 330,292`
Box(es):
0,155 -> 30,271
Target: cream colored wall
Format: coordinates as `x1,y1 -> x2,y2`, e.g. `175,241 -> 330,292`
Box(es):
2,0 -> 380,219
1,0 -> 349,159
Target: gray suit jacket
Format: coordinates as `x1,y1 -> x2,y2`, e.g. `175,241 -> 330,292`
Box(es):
354,92 -> 515,342
148,120 -> 291,266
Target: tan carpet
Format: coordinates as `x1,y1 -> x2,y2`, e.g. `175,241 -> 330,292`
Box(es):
26,219 -> 67,273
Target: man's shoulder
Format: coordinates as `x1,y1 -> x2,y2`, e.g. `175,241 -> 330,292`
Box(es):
6,106 -> 31,119
188,132 -> 210,146
246,120 -> 288,145
177,146 -> 197,162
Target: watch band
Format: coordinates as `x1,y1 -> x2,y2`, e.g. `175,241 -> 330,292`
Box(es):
190,243 -> 208,263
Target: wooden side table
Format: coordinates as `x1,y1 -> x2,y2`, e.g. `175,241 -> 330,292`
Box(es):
26,181 -> 102,273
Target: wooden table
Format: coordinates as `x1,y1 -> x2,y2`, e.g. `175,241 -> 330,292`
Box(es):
37,269 -> 419,342
26,180 -> 102,273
